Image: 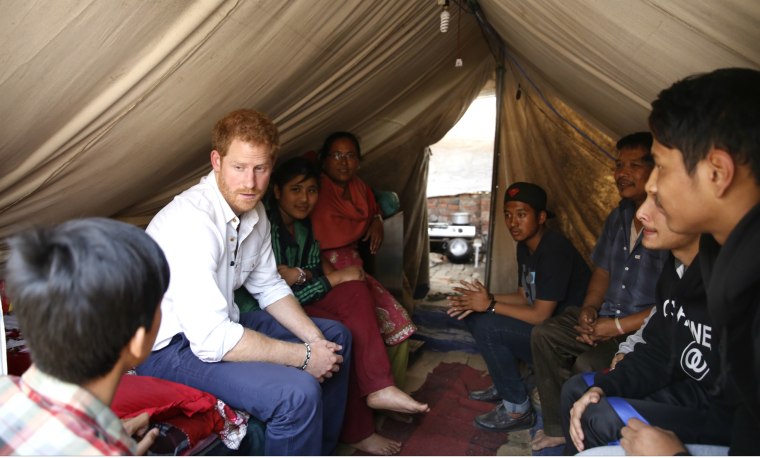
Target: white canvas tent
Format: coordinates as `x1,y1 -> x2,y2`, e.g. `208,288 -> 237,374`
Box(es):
1,0 -> 758,303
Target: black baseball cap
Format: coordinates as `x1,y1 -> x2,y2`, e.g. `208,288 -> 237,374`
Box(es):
504,182 -> 556,218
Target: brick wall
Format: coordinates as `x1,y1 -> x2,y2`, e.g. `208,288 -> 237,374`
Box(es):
427,192 -> 492,241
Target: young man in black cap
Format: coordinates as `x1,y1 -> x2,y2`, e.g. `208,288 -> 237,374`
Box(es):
447,182 -> 591,432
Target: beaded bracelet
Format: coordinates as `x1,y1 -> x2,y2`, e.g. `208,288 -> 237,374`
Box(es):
299,342 -> 311,370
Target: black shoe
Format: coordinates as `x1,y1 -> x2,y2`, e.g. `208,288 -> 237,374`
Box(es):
474,404 -> 536,432
469,384 -> 501,402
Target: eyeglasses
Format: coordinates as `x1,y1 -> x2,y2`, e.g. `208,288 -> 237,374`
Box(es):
329,151 -> 359,162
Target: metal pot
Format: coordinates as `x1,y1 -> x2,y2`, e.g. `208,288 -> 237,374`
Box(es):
451,212 -> 470,225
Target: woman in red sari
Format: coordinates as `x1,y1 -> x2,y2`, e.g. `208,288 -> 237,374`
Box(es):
311,132 -> 417,349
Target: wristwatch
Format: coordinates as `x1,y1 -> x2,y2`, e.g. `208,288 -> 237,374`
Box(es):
295,267 -> 307,285
486,299 -> 496,314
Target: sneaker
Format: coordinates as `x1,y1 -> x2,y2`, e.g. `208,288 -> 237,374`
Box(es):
474,404 -> 536,432
468,384 -> 501,402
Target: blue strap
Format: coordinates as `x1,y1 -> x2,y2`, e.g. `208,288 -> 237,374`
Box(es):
581,372 -> 650,445
607,397 -> 650,426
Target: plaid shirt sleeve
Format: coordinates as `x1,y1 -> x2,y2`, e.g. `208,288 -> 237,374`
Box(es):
0,368 -> 136,455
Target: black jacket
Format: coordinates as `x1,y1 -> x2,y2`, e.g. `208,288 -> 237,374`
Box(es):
595,253 -> 719,399
700,203 -> 760,455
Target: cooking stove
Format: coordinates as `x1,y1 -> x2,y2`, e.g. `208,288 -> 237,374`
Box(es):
428,222 -> 476,238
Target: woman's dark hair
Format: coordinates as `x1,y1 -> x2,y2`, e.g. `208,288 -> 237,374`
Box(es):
318,131 -> 362,162
4,218 -> 170,384
272,156 -> 321,190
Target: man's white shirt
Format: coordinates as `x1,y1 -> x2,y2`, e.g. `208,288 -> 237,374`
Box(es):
146,170 -> 293,362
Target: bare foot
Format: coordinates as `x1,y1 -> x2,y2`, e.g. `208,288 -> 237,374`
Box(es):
530,429 -> 566,451
350,433 -> 402,455
530,429 -> 546,448
367,386 -> 430,414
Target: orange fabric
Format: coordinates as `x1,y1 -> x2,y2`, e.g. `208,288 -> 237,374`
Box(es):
311,175 -> 379,250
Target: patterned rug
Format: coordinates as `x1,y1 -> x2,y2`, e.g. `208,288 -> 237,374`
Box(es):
358,362 -> 509,455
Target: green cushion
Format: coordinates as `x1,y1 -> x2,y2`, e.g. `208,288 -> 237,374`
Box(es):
375,190 -> 401,218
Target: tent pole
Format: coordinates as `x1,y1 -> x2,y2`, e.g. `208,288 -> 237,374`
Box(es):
485,60 -> 505,291
467,0 -> 506,290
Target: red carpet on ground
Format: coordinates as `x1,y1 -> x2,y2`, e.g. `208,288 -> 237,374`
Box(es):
361,362 -> 509,455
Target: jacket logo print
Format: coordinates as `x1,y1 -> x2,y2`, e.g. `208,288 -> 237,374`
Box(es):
680,341 -> 709,381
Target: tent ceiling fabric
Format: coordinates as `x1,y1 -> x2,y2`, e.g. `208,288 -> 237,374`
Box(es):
1,0 -> 759,302
0,0 -> 492,293
479,0 -> 760,138
477,0 -> 760,292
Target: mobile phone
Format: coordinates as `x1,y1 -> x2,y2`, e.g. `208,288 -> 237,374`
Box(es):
147,422 -> 190,456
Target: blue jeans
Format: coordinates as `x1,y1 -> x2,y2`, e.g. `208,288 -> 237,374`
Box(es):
465,312 -> 534,413
137,312 -> 351,456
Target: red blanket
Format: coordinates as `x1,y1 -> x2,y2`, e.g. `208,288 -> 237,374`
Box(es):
112,375 -> 224,449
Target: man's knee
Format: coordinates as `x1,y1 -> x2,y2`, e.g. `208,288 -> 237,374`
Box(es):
580,400 -> 624,448
277,372 -> 323,416
531,317 -> 560,349
531,321 -> 547,343
317,318 -> 351,348
464,312 -> 494,340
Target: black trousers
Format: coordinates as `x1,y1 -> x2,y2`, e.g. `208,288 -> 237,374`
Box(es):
530,307 -> 627,436
560,372 -> 731,454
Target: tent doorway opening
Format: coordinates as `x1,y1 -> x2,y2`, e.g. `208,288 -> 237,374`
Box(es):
427,88 -> 496,268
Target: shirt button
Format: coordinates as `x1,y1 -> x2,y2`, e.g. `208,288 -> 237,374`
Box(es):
623,247 -> 627,251
622,285 -> 626,289
230,237 -> 235,242
624,267 -> 629,271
